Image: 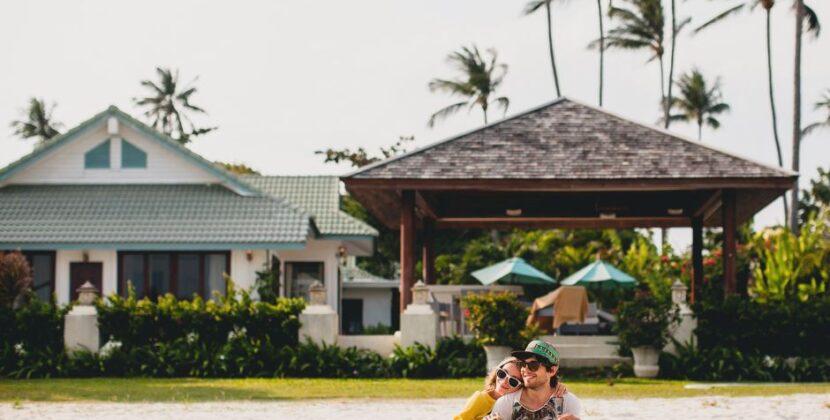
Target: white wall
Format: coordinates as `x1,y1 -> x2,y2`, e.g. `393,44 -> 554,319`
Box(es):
55,250 -> 117,305
342,287 -> 393,328
275,238 -> 341,308
7,121 -> 219,185
230,249 -> 267,296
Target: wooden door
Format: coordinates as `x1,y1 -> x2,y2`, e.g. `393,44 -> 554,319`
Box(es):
70,262 -> 103,301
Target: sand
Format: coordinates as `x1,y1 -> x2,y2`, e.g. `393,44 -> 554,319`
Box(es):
2,394 -> 829,419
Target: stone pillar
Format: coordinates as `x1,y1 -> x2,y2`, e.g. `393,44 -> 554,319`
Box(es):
64,281 -> 101,353
400,281 -> 439,349
665,280 -> 697,356
299,281 -> 338,345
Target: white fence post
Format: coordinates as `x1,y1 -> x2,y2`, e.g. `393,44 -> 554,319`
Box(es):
400,280 -> 439,349
64,281 -> 101,354
299,281 -> 338,345
665,280 -> 697,355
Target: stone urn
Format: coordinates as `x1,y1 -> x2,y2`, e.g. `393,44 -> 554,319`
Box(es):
632,346 -> 661,378
483,345 -> 512,372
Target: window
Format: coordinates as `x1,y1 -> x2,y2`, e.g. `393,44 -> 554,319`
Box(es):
17,251 -> 55,301
119,252 -> 229,300
84,139 -> 111,169
121,139 -> 147,168
285,262 -> 324,301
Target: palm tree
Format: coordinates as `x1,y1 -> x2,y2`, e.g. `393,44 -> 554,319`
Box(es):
524,0 -> 562,97
596,0 -> 606,106
10,98 -> 62,144
428,46 -> 510,128
599,0 -> 666,117
696,1 -> 820,226
664,0 -> 691,129
668,69 -> 730,141
803,90 -> 830,136
133,67 -> 216,145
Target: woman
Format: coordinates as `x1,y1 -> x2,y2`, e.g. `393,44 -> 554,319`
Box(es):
454,357 -> 567,420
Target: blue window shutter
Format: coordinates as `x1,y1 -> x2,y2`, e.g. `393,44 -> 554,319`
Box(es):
121,139 -> 147,168
84,139 -> 111,169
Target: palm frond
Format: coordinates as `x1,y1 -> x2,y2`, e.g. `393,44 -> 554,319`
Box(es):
694,4 -> 746,34
428,101 -> 470,128
803,4 -> 821,38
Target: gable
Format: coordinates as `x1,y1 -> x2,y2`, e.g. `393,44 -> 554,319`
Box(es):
0,107 -> 256,196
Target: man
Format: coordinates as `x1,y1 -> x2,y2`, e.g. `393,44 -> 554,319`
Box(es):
487,340 -> 581,420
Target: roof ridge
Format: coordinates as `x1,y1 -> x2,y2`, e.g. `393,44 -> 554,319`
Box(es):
562,96 -> 797,178
343,97 -> 570,178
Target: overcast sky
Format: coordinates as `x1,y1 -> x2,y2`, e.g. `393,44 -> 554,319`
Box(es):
1,1 -> 828,250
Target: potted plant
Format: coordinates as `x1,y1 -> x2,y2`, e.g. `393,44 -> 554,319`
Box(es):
615,292 -> 679,378
462,292 -> 533,370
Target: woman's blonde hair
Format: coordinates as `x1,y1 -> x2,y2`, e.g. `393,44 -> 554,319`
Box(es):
484,356 -> 519,391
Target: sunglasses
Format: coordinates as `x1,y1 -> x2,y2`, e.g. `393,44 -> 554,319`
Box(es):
496,368 -> 522,388
519,360 -> 548,372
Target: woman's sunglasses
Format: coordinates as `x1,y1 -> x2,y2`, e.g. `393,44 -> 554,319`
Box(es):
496,368 -> 522,388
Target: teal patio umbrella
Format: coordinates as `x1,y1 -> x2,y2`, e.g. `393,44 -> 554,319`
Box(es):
560,259 -> 637,289
471,257 -> 556,286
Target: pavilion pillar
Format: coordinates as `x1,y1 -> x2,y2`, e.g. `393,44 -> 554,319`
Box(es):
422,217 -> 436,284
400,190 -> 416,312
691,216 -> 704,304
722,189 -> 737,295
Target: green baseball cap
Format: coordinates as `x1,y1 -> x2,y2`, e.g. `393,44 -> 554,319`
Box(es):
511,340 -> 560,365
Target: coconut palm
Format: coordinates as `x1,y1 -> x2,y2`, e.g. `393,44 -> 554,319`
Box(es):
10,98 -> 62,144
524,0 -> 562,97
696,0 -> 820,166
803,90 -> 830,136
595,0 -> 606,106
428,46 -> 510,128
133,67 -> 216,145
598,0 -> 666,118
668,69 -> 730,141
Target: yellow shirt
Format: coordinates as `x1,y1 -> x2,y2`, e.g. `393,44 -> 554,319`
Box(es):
454,390 -> 497,420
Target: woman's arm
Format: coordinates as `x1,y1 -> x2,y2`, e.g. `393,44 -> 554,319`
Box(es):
454,391 -> 496,420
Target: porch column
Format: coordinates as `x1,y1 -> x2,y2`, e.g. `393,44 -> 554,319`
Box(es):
691,216 -> 704,304
722,189 -> 737,295
400,190 -> 416,312
422,217 -> 436,284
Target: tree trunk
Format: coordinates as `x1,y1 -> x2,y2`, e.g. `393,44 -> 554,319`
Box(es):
665,0 -> 677,129
790,0 -> 805,234
545,1 -> 561,97
765,8 -> 789,224
597,0 -> 605,106
698,120 -> 702,141
658,55 -> 666,119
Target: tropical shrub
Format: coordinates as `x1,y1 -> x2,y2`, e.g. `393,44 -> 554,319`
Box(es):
0,298 -> 68,378
615,293 -> 679,350
0,251 -> 33,310
462,292 -> 530,349
748,210 -> 829,303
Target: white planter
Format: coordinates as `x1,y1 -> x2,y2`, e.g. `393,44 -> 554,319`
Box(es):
483,345 -> 512,372
632,346 -> 661,378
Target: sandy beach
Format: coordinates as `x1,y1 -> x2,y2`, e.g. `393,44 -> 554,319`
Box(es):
3,393 -> 829,419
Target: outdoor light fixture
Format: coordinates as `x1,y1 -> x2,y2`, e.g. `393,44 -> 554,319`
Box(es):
505,208 -> 522,217
82,251 -> 90,262
599,212 -> 616,219
245,250 -> 254,261
667,208 -> 684,216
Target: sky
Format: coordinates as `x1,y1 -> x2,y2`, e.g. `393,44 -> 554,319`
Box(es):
1,1 -> 828,251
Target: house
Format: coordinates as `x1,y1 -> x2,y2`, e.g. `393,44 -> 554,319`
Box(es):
0,106 -> 392,330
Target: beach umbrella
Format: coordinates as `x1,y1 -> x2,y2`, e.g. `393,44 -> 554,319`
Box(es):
559,259 -> 637,289
471,257 -> 556,286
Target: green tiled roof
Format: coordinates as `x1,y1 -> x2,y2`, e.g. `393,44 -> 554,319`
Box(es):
242,176 -> 378,238
0,184 -> 309,249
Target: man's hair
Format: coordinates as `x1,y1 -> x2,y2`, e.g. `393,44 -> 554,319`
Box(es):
540,360 -> 560,387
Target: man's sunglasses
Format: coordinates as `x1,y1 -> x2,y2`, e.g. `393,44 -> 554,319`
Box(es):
519,360 -> 548,371
496,368 -> 522,388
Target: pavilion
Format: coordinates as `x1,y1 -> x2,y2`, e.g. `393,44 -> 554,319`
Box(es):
342,98 -> 796,311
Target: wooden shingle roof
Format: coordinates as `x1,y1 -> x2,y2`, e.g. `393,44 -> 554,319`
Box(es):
349,98 -> 793,180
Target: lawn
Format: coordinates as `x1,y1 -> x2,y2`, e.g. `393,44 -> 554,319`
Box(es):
2,378 -> 830,402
